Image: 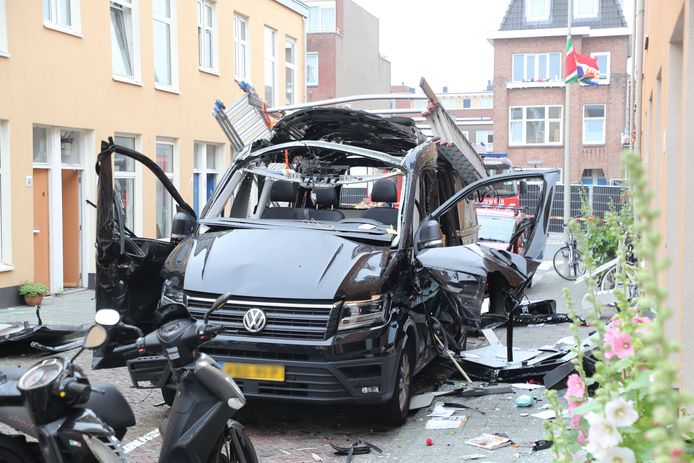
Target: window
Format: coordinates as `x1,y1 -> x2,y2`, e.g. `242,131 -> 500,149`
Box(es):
114,135 -> 137,230
512,53 -> 561,82
155,140 -> 176,239
590,52 -> 610,84
60,130 -> 81,165
583,104 -> 606,144
193,142 -> 222,215
476,131 -> 494,152
153,0 -> 177,89
43,0 -> 81,34
525,0 -> 550,21
574,0 -> 599,19
0,0 -> 8,55
509,106 -> 562,145
463,98 -> 471,109
234,15 -> 250,81
264,27 -> 277,106
285,37 -> 296,105
111,0 -> 140,81
306,52 -> 318,86
479,97 -> 493,109
442,99 -> 455,110
307,2 -> 336,33
33,127 -> 48,164
197,0 -> 216,71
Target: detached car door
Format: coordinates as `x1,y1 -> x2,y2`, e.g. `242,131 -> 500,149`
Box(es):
94,140 -> 196,368
414,170 -> 559,327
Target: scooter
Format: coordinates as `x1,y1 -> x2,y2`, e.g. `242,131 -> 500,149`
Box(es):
0,293 -> 257,463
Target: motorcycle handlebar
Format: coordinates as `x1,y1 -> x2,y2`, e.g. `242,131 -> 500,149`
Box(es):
65,380 -> 90,397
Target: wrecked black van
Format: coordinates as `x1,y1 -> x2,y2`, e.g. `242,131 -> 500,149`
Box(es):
93,107 -> 558,425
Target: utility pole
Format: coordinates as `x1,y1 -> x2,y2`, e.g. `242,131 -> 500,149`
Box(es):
563,0 -> 573,234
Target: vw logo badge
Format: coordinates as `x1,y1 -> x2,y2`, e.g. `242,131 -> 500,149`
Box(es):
242,308 -> 267,333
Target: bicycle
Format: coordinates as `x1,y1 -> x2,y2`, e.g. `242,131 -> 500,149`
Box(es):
553,229 -> 586,280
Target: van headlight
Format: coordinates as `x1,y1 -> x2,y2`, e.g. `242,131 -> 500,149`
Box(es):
160,280 -> 186,306
337,295 -> 386,331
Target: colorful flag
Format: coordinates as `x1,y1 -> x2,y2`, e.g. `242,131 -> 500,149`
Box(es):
565,37 -> 600,86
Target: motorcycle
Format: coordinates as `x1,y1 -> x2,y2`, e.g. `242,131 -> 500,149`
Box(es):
0,293 -> 257,463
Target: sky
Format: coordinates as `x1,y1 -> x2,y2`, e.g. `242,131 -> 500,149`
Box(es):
351,0 -> 634,93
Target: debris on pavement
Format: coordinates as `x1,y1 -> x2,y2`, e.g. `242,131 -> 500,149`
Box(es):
514,394 -> 533,407
409,388 -> 464,410
311,452 -> 323,461
530,410 -> 556,420
442,401 -> 486,415
425,437 -> 433,446
425,414 -> 468,430
532,440 -> 554,451
461,454 -> 487,460
510,382 -> 545,391
466,433 -> 513,450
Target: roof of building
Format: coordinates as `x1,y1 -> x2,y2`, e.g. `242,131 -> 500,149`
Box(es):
499,0 -> 627,31
274,0 -> 309,18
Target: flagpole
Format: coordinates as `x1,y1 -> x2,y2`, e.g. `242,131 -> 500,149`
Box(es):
563,0 -> 573,235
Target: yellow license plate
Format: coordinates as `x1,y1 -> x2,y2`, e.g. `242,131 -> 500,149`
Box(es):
223,362 -> 285,382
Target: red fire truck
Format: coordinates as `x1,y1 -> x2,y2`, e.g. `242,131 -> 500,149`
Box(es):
481,154 -> 520,207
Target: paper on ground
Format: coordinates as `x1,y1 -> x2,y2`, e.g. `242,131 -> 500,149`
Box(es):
511,383 -> 545,390
425,415 -> 468,430
530,410 -> 556,420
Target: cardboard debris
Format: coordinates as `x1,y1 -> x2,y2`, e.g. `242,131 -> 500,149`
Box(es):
466,433 -> 512,450
425,414 -> 468,430
530,410 -> 556,420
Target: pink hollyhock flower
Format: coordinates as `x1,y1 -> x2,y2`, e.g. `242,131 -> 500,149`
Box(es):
566,374 -> 586,399
577,430 -> 587,444
570,414 -> 582,429
632,315 -> 650,334
608,332 -> 634,359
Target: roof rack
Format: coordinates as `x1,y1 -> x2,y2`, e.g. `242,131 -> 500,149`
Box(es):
212,78 -> 487,181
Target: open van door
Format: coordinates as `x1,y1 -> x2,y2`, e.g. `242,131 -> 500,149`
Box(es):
413,170 -> 559,327
93,139 -> 196,368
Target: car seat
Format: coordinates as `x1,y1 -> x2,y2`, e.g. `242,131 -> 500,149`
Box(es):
361,180 -> 398,227
308,188 -> 345,221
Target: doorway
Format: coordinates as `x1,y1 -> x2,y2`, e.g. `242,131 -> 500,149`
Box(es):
61,170 -> 81,288
32,169 -> 50,287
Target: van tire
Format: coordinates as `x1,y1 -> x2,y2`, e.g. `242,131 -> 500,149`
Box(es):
378,345 -> 413,426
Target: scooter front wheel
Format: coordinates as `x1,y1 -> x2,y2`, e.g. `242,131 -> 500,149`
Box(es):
209,423 -> 258,463
0,434 -> 40,463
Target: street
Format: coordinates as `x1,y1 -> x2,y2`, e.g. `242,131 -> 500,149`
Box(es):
0,238 -> 604,463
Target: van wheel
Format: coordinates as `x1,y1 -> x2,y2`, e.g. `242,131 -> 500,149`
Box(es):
0,435 -> 37,463
378,346 -> 413,426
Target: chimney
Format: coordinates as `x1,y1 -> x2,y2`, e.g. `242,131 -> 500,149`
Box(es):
443,86 -> 448,93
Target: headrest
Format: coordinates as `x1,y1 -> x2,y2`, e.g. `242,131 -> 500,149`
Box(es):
270,180 -> 298,203
371,180 -> 397,203
313,188 -> 339,207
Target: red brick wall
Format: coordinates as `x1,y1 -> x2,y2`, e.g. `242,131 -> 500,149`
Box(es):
493,35 -> 629,182
307,33 -> 337,101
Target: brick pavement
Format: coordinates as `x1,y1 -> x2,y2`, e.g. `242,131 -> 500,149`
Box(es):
0,256 -> 603,462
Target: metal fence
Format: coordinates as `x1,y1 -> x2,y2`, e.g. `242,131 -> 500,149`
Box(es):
521,184 -> 626,233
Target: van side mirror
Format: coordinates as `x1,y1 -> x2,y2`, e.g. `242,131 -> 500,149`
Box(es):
519,180 -> 528,196
171,210 -> 196,245
414,219 -> 443,253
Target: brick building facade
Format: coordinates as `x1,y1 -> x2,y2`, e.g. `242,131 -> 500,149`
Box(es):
305,0 -> 391,105
491,0 -> 630,183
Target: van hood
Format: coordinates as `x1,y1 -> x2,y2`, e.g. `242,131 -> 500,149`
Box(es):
164,229 -> 390,300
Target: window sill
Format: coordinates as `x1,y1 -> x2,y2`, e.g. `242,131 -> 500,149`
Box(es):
198,67 -> 220,77
154,83 -> 180,94
583,142 -> 606,146
43,22 -> 83,38
509,143 -> 563,148
506,81 -> 565,89
0,51 -> 9,59
0,263 -> 15,273
113,75 -> 143,87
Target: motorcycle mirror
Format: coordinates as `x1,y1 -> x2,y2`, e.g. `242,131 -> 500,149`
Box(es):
204,293 -> 233,324
95,309 -> 121,326
83,324 -> 108,350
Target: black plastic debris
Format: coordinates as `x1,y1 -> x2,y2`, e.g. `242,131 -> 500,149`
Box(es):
331,440 -> 382,463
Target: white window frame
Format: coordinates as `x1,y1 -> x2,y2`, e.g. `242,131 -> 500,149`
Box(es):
306,52 -> 318,86
574,0 -> 599,19
285,36 -> 297,105
110,0 -> 141,85
155,138 -> 178,239
509,105 -> 563,146
43,0 -> 82,36
197,0 -> 218,74
0,0 -> 9,57
264,26 -> 278,107
590,52 -> 610,85
583,104 -> 606,145
525,0 -> 550,22
152,0 -> 178,92
476,131 -> 494,152
234,14 -> 251,82
193,142 -> 223,214
113,133 -> 143,235
307,1 -> 336,33
0,121 -> 12,269
512,52 -> 562,82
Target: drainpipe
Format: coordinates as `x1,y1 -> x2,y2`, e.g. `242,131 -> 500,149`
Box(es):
633,0 -> 644,155
563,0 -> 573,232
